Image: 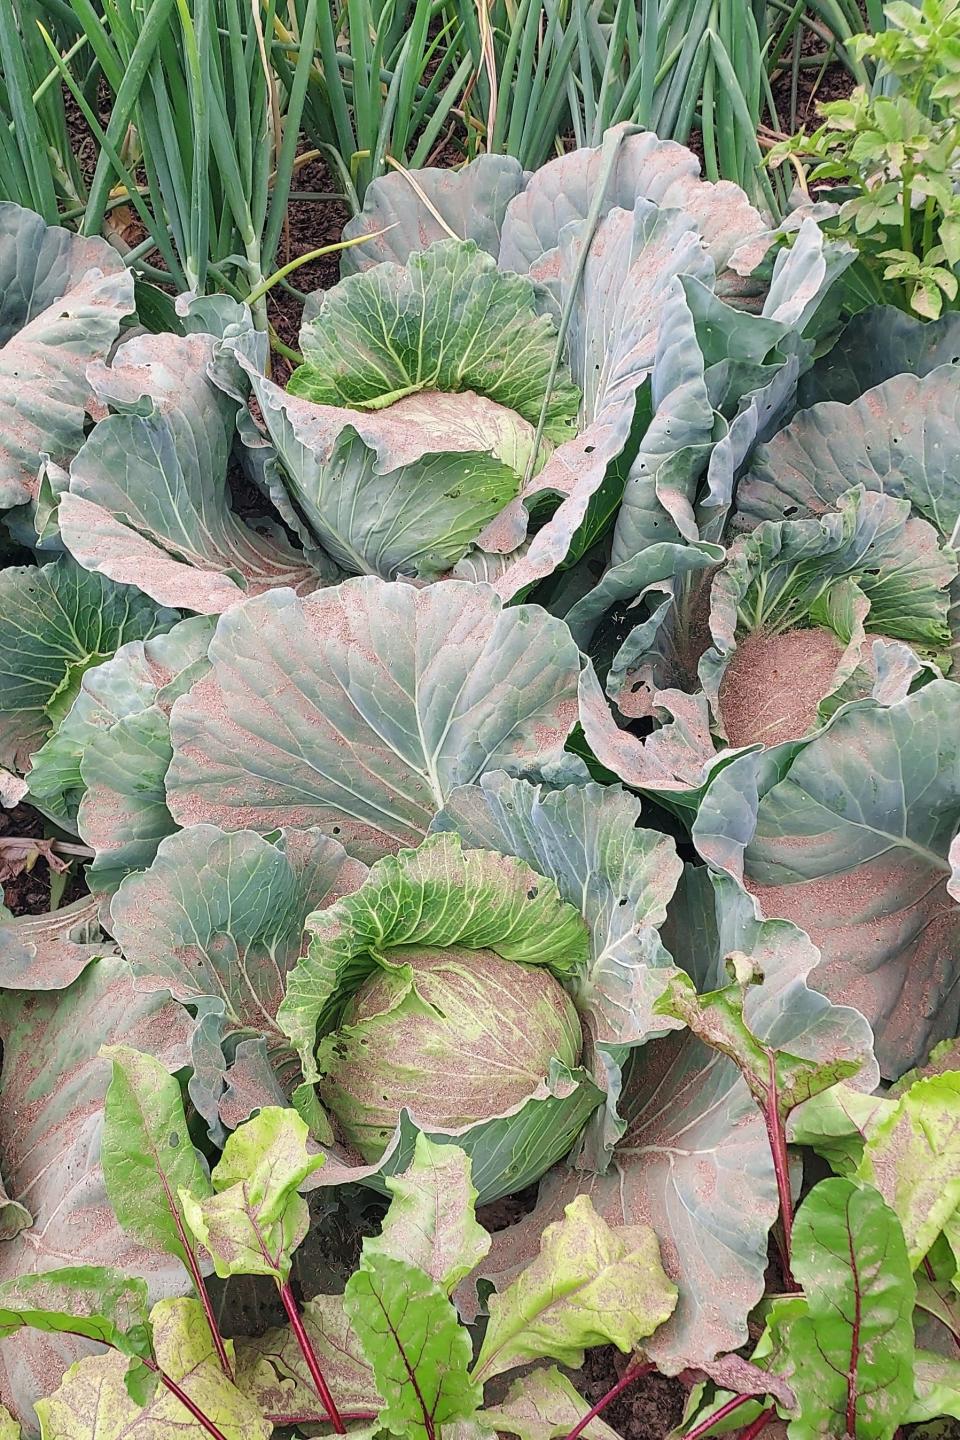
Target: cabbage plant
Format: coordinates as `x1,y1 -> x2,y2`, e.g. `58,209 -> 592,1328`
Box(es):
211,125 -> 853,596
281,832 -> 608,1203
571,307 -> 960,1080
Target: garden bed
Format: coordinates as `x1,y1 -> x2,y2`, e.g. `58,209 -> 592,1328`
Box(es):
0,2 -> 958,1438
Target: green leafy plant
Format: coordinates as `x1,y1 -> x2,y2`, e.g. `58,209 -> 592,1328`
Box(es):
1,1082 -> 679,1440
769,0 -> 960,315
32,0 -> 326,336
684,1061 -> 960,1440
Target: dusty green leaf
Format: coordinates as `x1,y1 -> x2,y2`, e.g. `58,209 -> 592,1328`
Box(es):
364,1135 -> 490,1296
0,1267 -> 151,1359
798,306 -> 960,407
0,896 -> 109,993
180,1108 -> 324,1281
0,958 -> 195,1423
344,1253 -> 480,1440
166,579 -> 584,858
62,332 -> 323,614
908,1351 -> 960,1423
34,1298 -> 269,1440
483,1367 -> 620,1440
655,964 -> 860,1117
472,1194 -> 676,1383
340,154 -> 524,273
99,1045 -> 212,1269
235,1292 -> 381,1422
109,824 -> 364,1136
0,204 -> 134,511
785,1179 -> 916,1440
694,680 -> 960,1080
857,1073 -> 960,1267
0,557 -> 176,772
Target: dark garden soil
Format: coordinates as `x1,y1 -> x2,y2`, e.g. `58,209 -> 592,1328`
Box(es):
265,153 -> 351,374
577,1350 -> 687,1439
768,40 -> 857,136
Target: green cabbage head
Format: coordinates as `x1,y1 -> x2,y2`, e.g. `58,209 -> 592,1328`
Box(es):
319,944 -> 583,1163
278,833 -> 604,1203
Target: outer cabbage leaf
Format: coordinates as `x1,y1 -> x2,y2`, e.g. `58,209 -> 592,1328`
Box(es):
166,578 -> 584,856
0,896 -> 109,992
561,235 -> 845,647
27,616 -> 212,826
28,618 -> 213,897
736,366 -> 960,548
694,681 -> 960,1078
483,209 -> 846,602
59,332 -> 324,614
798,305 -> 960,408
0,203 -> 133,510
563,227 -> 854,652
0,958 -> 195,1425
290,240 -> 579,440
601,281 -> 719,565
242,371 -> 533,580
576,663 -> 738,818
478,194 -> 714,599
0,557 -> 176,773
340,155 -> 526,274
497,124 -> 767,285
0,1266 -> 152,1365
109,825 -> 366,1133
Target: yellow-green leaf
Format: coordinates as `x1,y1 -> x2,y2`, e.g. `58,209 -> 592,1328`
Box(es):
472,1194 -> 676,1384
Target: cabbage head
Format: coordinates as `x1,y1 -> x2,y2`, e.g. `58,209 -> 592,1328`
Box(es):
319,944 -> 583,1165
278,833 -> 606,1204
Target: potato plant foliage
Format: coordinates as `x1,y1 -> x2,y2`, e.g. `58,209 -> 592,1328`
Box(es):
0,125 -> 958,1440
